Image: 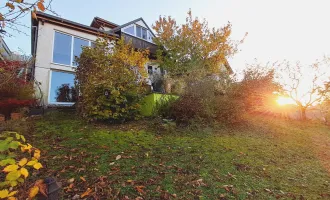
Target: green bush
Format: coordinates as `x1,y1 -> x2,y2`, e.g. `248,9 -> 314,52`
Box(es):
75,38 -> 149,122
169,77 -> 244,125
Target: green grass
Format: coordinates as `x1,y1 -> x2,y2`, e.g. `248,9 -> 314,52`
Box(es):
29,112 -> 330,199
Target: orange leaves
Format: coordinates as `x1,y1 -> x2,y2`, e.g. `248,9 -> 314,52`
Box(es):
135,186 -> 146,195
80,188 -> 93,198
28,186 -> 39,200
28,180 -> 47,199
153,9 -> 239,76
6,3 -> 15,10
37,2 -> 45,12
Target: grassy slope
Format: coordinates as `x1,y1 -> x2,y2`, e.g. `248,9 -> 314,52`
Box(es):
30,112 -> 330,199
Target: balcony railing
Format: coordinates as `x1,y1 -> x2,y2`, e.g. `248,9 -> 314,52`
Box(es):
123,33 -> 157,56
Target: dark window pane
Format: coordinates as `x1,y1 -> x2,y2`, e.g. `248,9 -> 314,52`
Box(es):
73,37 -> 89,66
123,26 -> 135,35
50,71 -> 77,103
136,26 -> 142,38
148,66 -> 153,74
53,32 -> 72,65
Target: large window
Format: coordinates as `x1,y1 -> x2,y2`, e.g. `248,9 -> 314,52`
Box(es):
53,32 -> 72,65
49,71 -> 77,104
53,31 -> 91,66
123,26 -> 135,35
136,26 -> 147,40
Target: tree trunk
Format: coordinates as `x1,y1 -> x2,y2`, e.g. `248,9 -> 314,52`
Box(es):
300,107 -> 307,120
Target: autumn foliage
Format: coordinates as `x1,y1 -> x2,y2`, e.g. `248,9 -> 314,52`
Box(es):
0,131 -> 44,200
75,38 -> 149,122
0,60 -> 35,119
153,10 -> 244,77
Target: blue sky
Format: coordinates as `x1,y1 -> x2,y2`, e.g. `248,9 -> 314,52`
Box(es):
4,0 -> 330,72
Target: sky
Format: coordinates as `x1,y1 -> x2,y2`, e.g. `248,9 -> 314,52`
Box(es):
4,0 -> 330,73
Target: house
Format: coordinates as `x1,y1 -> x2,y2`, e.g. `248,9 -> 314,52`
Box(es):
31,12 -> 161,107
0,36 -> 12,60
31,12 -> 233,108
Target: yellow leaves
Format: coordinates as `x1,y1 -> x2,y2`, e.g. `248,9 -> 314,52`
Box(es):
20,168 -> 28,178
3,165 -> 18,172
37,2 -> 45,12
28,186 -> 39,200
0,190 -> 17,198
33,162 -> 42,170
33,149 -> 41,159
26,160 -> 37,166
18,158 -> 27,167
6,170 -> 21,181
80,188 -> 93,198
0,190 -> 8,198
21,144 -> 32,153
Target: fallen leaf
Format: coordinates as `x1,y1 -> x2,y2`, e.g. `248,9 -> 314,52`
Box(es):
28,186 -> 39,200
116,155 -> 121,160
80,176 -> 86,182
81,188 -> 93,198
68,178 -> 75,183
135,186 -> 145,194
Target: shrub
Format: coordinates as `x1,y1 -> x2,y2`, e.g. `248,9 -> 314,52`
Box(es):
0,61 -> 35,120
75,38 -> 149,122
0,131 -> 45,199
170,77 -> 244,125
238,65 -> 281,112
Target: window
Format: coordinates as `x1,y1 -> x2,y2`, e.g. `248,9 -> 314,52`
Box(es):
53,32 -> 72,65
49,71 -> 77,104
148,66 -> 153,75
53,31 -> 91,66
73,37 -> 89,66
123,26 -> 135,35
136,26 -> 147,40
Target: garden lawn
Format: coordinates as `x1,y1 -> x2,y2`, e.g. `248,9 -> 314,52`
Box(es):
28,112 -> 330,199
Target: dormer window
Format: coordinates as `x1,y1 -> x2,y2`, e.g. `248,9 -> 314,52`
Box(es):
136,25 -> 147,40
123,25 -> 135,35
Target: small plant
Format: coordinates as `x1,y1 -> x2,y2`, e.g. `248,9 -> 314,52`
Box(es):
0,131 -> 44,200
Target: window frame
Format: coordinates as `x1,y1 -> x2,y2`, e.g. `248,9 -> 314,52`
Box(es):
122,24 -> 155,43
48,70 -> 76,105
52,31 -> 92,67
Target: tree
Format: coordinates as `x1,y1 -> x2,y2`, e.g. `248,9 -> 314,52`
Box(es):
153,10 -> 246,78
0,0 -> 54,35
75,37 -> 149,122
279,60 -> 330,120
239,63 -> 282,112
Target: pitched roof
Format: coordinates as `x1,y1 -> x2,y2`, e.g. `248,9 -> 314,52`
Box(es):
33,12 -> 118,38
90,17 -> 119,29
110,17 -> 156,37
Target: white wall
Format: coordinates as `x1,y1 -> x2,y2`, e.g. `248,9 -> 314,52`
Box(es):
34,21 -> 99,106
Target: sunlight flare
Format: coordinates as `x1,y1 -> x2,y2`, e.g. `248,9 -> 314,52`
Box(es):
276,96 -> 295,106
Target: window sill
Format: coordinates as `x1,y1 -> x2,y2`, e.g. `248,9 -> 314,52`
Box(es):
48,102 -> 75,106
51,62 -> 77,68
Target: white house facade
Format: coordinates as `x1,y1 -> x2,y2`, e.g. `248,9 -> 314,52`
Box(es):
31,12 -> 160,107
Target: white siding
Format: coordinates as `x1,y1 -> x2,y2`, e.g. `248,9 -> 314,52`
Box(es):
34,21 -> 99,106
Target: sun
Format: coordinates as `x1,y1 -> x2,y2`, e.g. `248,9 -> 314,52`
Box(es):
276,96 -> 295,106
